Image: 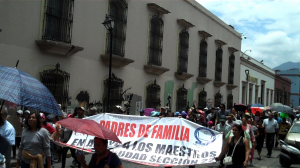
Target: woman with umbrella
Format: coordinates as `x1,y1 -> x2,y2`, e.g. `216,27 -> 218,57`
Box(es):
16,111 -> 51,168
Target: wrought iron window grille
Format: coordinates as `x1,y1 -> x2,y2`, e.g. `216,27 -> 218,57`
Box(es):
228,54 -> 235,84
40,63 -> 70,112
176,85 -> 187,111
227,94 -> 233,110
103,73 -> 124,112
42,0 -> 74,44
215,48 -> 223,81
146,80 -> 161,110
199,40 -> 207,77
178,29 -> 189,73
198,90 -> 207,109
148,15 -> 164,66
106,0 -> 128,57
214,93 -> 222,107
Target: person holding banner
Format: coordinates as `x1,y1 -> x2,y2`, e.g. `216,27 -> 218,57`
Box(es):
215,124 -> 250,168
77,137 -> 123,168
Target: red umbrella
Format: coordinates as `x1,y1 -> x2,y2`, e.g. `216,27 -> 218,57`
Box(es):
57,118 -> 121,143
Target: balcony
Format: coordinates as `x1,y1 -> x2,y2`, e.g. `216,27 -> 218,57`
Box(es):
213,81 -> 226,87
144,64 -> 169,75
175,71 -> 194,80
100,54 -> 135,68
35,40 -> 84,56
227,84 -> 238,90
197,77 -> 212,84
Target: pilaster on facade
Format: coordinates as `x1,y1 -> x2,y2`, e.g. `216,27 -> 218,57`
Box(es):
100,54 -> 135,68
35,40 -> 84,56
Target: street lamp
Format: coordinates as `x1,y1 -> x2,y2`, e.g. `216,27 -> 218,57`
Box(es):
241,50 -> 252,59
245,69 -> 250,105
102,14 -> 114,112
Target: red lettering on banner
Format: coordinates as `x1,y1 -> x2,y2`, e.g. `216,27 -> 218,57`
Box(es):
138,124 -> 145,138
182,127 -> 190,142
144,125 -> 151,138
117,122 -> 125,136
175,125 -> 180,140
105,121 -> 111,130
163,125 -> 172,139
129,123 -> 136,137
180,126 -> 185,140
99,120 -> 105,126
111,122 -> 118,134
171,125 -> 177,140
151,125 -> 158,138
124,123 -> 131,137
155,125 -> 163,139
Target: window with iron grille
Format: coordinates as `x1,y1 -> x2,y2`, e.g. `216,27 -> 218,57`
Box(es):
40,63 -> 70,112
106,0 -> 128,57
214,93 -> 222,107
215,48 -> 223,81
227,94 -> 233,110
148,15 -> 164,66
198,91 -> 207,109
177,29 -> 189,73
146,80 -> 161,110
42,0 -> 74,44
228,54 -> 235,84
103,73 -> 124,112
176,87 -> 187,111
199,40 -> 207,77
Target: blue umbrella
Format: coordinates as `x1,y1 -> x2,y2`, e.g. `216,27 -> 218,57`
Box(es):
0,65 -> 62,116
249,104 -> 264,107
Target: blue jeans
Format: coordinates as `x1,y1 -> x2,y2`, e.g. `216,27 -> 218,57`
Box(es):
225,163 -> 244,168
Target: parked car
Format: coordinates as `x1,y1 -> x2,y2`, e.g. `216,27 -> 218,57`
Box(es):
285,120 -> 300,149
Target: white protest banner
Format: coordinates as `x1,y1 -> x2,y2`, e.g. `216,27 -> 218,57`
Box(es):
58,114 -> 222,167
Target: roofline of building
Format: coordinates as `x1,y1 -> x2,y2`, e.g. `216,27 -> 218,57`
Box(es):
184,0 -> 242,39
275,74 -> 292,84
240,57 -> 275,79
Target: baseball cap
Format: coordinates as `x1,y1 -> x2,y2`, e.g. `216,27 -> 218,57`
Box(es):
220,115 -> 226,122
68,114 -> 74,118
40,113 -> 46,120
174,112 -> 181,116
140,109 -> 144,113
90,107 -> 97,111
208,121 -> 213,125
46,114 -> 54,121
24,110 -> 30,114
16,110 -> 23,115
151,111 -> 160,117
181,111 -> 187,117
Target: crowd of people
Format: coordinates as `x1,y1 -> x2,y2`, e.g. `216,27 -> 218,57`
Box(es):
140,104 -> 300,168
1,101 -> 300,168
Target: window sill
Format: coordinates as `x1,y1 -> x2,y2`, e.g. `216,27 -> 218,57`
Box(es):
196,77 -> 212,84
213,81 -> 226,87
144,64 -> 170,75
100,54 -> 135,68
227,84 -> 238,90
175,72 -> 194,80
35,40 -> 84,56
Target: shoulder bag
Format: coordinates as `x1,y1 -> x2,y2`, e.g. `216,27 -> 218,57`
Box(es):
223,136 -> 242,165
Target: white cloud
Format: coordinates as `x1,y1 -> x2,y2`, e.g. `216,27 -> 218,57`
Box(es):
197,0 -> 300,68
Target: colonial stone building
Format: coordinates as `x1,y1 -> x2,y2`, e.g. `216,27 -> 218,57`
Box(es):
274,74 -> 291,106
0,0 -> 241,114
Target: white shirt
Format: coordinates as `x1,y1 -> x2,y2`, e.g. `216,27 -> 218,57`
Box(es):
263,118 -> 278,133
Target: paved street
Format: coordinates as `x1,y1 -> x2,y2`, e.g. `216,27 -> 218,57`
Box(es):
49,146 -> 295,168
9,145 -> 298,168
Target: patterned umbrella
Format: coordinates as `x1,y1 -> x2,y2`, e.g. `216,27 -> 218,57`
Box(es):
0,65 -> 62,116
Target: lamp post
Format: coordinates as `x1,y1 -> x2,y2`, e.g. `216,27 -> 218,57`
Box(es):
102,14 -> 114,112
245,69 -> 250,105
241,49 -> 252,59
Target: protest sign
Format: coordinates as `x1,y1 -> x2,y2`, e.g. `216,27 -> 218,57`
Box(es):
55,113 -> 222,167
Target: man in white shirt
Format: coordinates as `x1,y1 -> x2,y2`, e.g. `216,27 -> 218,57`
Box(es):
263,112 -> 279,158
215,115 -> 231,167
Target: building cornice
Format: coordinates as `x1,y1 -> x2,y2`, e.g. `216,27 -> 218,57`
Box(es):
183,0 -> 242,39
241,57 -> 275,79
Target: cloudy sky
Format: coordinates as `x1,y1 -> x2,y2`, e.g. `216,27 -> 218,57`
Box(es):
197,0 -> 300,68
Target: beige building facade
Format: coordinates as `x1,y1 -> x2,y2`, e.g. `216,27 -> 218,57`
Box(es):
0,0 -> 241,114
